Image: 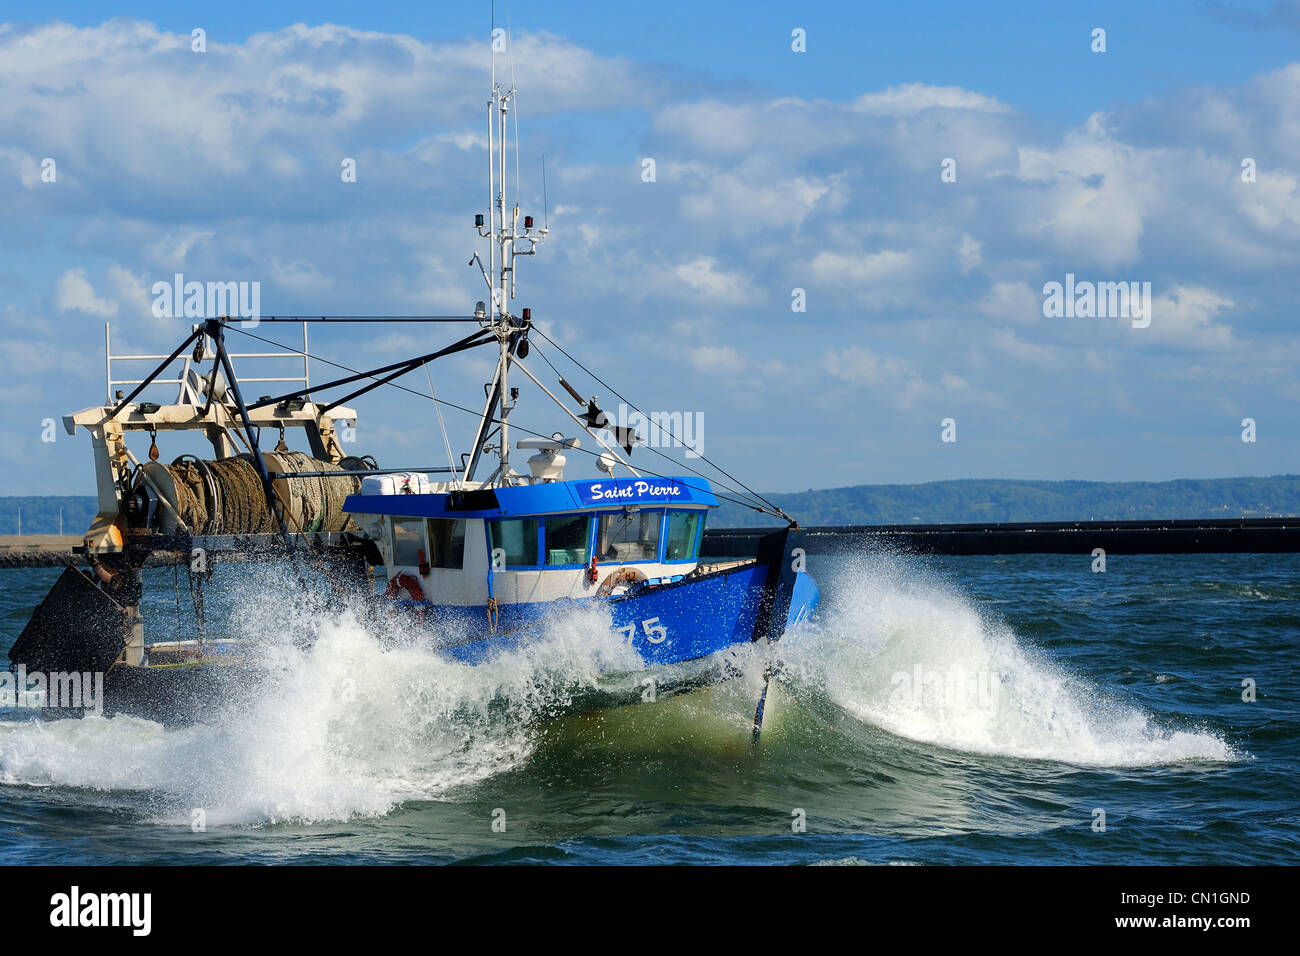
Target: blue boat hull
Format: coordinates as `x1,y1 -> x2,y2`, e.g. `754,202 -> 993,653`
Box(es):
406,560 -> 818,669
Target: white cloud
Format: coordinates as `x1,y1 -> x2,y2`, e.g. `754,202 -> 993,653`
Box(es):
689,344 -> 744,375
822,345 -> 935,409
671,257 -> 750,303
989,327 -> 1061,365
1016,114 -> 1154,269
147,229 -> 215,267
4,19 -> 1300,492
106,265 -> 154,321
978,281 -> 1042,324
53,269 -> 117,317
0,147 -> 43,188
810,249 -> 914,285
270,259 -> 336,295
851,83 -> 1013,116
1237,170 -> 1300,235
1145,286 -> 1238,351
958,234 -> 982,275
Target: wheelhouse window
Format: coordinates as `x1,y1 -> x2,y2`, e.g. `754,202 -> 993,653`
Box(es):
596,510 -> 662,563
544,514 -> 591,566
391,518 -> 425,567
488,518 -> 540,569
664,510 -> 704,562
425,518 -> 466,569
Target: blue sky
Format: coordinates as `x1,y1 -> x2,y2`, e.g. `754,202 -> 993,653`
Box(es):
26,0 -> 1300,123
3,1 -> 1300,496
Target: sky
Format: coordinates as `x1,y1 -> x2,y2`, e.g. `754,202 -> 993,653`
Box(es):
3,0 -> 1300,497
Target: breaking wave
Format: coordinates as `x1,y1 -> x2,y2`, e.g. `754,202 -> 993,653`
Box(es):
0,552 -> 1240,827
0,592 -> 640,826
776,554 -> 1240,767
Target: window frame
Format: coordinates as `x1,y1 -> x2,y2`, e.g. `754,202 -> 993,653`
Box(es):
389,517 -> 428,568
424,517 -> 467,570
541,513 -> 594,569
595,508 -> 666,565
485,517 -> 543,570
662,509 -> 706,564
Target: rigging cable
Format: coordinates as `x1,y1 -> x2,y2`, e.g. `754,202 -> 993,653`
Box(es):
530,328 -> 793,520
526,339 -> 784,519
423,360 -> 460,488
225,326 -> 789,520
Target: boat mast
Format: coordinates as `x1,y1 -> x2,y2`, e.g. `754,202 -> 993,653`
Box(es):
494,83 -> 514,481
466,32 -> 547,486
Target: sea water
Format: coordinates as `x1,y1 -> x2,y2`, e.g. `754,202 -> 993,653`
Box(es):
0,551 -> 1293,865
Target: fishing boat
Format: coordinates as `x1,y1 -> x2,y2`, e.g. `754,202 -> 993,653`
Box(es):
7,57 -> 818,734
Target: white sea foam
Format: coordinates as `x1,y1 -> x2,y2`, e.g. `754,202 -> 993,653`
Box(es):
777,554 -> 1240,767
0,555 -> 1240,826
0,598 -> 639,826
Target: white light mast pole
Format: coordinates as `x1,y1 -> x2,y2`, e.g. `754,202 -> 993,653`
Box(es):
472,70 -> 547,486
495,84 -> 514,481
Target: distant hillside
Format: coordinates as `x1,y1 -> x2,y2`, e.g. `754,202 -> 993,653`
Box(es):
4,475 -> 1300,533
711,476 -> 1300,527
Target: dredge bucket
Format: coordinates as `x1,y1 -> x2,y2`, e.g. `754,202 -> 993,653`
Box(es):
8,565 -> 126,675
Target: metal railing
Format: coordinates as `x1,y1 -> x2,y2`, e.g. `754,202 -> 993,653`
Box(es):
104,322 -> 310,404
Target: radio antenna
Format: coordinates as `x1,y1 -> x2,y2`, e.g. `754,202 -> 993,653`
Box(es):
507,0 -> 520,204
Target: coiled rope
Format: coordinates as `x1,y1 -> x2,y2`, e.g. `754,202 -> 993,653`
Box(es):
152,454 -> 360,536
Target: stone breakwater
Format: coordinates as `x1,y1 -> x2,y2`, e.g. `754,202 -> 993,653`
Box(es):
0,536 -> 84,568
